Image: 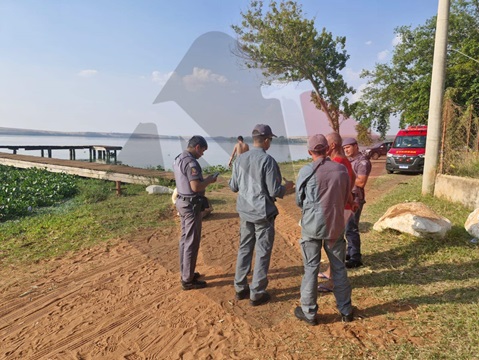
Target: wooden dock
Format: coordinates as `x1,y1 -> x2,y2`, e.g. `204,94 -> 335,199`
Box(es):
0,145 -> 122,163
0,152 -> 174,185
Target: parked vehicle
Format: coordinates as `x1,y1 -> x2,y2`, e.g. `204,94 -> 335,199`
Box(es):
365,141 -> 393,160
386,125 -> 427,174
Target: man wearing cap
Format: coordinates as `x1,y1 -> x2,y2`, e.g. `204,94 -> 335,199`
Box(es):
173,135 -> 218,290
229,124 -> 294,306
294,134 -> 353,325
342,137 -> 372,268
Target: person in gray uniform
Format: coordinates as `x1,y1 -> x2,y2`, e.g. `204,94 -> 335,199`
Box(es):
294,134 -> 353,325
342,137 -> 372,268
173,136 -> 218,290
229,124 -> 294,306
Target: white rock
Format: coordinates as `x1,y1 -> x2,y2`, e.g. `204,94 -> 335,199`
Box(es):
146,185 -> 173,195
373,202 -> 451,238
465,208 -> 479,238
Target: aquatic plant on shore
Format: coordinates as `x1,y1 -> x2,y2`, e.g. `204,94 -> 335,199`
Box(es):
0,165 -> 78,220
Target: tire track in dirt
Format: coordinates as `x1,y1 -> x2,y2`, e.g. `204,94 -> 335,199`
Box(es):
0,249 -> 154,334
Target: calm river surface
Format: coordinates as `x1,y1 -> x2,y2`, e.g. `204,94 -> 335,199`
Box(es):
0,135 -> 310,170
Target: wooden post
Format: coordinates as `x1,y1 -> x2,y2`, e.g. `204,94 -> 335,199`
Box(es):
116,181 -> 122,196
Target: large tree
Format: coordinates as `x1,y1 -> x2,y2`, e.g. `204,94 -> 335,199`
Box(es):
232,0 -> 354,133
356,0 -> 479,135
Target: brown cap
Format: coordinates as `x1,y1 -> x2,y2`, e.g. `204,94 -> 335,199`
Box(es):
307,134 -> 328,151
252,124 -> 277,137
342,137 -> 357,146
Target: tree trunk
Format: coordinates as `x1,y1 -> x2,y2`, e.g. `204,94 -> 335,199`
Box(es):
311,87 -> 340,133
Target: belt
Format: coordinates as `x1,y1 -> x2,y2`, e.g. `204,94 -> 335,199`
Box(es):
177,194 -> 196,201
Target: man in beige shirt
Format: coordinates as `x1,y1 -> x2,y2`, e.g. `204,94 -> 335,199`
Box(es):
228,136 -> 249,167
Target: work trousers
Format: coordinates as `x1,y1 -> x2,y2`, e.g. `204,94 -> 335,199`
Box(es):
234,217 -> 275,301
177,198 -> 203,283
299,236 -> 352,321
346,200 -> 365,262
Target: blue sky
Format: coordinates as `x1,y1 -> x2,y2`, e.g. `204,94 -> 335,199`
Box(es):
0,0 -> 440,136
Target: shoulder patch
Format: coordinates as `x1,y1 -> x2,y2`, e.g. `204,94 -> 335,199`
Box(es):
191,166 -> 198,176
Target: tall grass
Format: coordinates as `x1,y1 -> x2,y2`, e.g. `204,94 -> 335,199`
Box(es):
445,151 -> 479,178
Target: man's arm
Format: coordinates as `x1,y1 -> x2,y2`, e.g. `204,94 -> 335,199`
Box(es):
190,175 -> 217,193
228,144 -> 238,167
265,160 -> 288,199
355,174 -> 369,189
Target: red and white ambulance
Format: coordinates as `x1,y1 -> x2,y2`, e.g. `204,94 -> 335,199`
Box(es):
386,125 -> 427,174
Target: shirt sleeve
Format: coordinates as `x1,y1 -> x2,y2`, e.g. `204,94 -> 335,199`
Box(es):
185,159 -> 202,182
264,157 -> 286,199
355,158 -> 372,177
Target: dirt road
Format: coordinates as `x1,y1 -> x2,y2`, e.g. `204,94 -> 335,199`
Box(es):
0,160 -> 417,359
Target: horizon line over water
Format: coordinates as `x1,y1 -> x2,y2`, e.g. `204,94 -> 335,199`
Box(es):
0,134 -> 310,172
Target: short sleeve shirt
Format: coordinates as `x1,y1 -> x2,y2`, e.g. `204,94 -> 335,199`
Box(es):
349,153 -> 371,201
173,150 -> 204,197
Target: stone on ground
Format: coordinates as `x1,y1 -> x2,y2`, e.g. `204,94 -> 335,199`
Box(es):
373,202 -> 451,238
465,208 -> 479,238
146,185 -> 173,195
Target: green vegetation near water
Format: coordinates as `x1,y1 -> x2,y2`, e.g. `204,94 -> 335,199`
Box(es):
0,165 -> 173,264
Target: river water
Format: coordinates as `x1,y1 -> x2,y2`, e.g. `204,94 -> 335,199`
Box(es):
0,135 -> 310,170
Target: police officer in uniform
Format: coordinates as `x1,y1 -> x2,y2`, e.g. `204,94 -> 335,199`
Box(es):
173,136 -> 217,290
342,137 -> 372,268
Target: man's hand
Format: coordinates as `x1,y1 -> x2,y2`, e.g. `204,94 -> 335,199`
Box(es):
351,202 -> 359,212
206,174 -> 218,184
283,178 -> 295,194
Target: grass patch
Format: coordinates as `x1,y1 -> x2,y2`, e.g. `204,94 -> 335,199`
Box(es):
444,151 -> 479,178
347,174 -> 479,359
0,181 -> 174,265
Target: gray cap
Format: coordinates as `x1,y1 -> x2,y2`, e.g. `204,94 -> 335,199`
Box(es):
252,124 -> 277,137
342,137 -> 358,146
307,134 -> 328,151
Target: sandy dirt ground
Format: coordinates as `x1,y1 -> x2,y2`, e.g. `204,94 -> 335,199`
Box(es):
0,160 -> 420,359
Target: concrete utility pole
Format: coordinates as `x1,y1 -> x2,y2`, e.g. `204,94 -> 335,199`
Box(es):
422,0 -> 450,195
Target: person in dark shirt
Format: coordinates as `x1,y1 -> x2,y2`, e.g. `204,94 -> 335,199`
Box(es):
173,136 -> 217,290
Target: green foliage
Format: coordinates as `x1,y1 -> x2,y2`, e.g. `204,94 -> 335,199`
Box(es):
155,177 -> 176,188
202,165 -> 229,175
355,0 -> 479,133
77,179 -> 112,204
232,0 -> 354,133
355,122 -> 373,145
0,165 -> 78,221
445,151 -> 479,177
